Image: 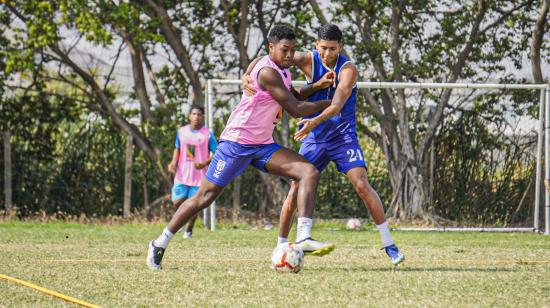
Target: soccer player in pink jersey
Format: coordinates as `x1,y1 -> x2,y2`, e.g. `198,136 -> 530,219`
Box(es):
147,25 -> 334,270
167,105 -> 217,239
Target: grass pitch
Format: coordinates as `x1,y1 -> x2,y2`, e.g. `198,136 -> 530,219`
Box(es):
1,221 -> 549,307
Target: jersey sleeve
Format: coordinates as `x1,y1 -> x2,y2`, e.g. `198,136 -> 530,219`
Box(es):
208,132 -> 218,153
175,130 -> 180,149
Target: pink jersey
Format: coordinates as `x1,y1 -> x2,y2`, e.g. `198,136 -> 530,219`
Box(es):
220,56 -> 292,144
174,125 -> 212,186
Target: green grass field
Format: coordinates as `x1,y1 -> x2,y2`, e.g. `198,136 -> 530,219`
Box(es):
1,221 -> 549,307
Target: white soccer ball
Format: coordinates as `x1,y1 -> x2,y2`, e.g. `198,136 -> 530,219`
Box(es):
346,218 -> 362,230
271,242 -> 304,273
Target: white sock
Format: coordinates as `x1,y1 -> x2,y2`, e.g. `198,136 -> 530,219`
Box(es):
153,227 -> 174,249
376,221 -> 394,248
277,237 -> 288,245
296,217 -> 313,242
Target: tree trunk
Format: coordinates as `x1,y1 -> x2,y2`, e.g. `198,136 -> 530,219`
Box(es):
387,160 -> 432,221
5,6 -> 173,195
530,0 -> 548,84
47,44 -> 172,193
141,48 -> 166,106
143,0 -> 204,105
120,28 -> 153,122
232,177 -> 241,223
258,173 -> 288,221
143,178 -> 149,213
123,134 -> 133,217
3,131 -> 12,213
281,113 -> 290,148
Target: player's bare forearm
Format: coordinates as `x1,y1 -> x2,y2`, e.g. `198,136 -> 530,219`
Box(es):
245,57 -> 262,75
294,83 -> 321,100
292,99 -> 331,117
292,51 -> 310,73
204,153 -> 214,165
310,104 -> 343,123
168,149 -> 179,172
309,66 -> 355,125
171,149 -> 179,164
307,86 -> 349,124
259,67 -> 329,118
294,71 -> 334,100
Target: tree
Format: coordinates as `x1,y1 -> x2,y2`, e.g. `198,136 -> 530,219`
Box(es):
530,0 -> 549,84
313,0 -> 547,221
217,0 -> 314,221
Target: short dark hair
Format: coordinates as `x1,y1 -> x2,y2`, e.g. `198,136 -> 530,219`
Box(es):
318,24 -> 342,42
268,25 -> 295,44
189,105 -> 204,115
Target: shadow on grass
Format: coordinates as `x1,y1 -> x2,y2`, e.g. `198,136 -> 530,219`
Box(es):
318,266 -> 518,273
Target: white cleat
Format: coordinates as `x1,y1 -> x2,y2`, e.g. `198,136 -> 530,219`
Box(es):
146,241 -> 165,270
295,238 -> 335,257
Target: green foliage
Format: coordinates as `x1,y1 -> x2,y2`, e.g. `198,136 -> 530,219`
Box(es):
434,92 -> 538,225
0,0 -> 547,224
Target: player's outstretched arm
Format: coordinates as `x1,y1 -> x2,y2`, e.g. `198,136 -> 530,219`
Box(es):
257,67 -> 330,118
242,51 -> 314,98
244,51 -> 309,75
292,51 -> 311,75
293,71 -> 334,100
241,57 -> 262,96
294,63 -> 358,141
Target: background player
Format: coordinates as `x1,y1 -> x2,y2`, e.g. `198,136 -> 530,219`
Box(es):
167,105 -> 217,239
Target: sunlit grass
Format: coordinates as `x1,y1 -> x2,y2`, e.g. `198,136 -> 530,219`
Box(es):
1,222 -> 549,307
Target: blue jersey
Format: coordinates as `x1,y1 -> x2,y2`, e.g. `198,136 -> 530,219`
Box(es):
300,50 -> 357,143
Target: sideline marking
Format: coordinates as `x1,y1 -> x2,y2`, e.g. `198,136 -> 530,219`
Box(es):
0,273 -> 101,308
37,258 -> 550,266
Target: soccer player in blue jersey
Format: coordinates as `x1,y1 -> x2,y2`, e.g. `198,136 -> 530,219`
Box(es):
243,24 -> 405,265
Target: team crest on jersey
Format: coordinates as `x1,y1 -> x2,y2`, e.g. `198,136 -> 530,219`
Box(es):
213,160 -> 226,178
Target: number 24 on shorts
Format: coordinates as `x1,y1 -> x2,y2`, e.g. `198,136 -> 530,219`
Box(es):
347,149 -> 363,162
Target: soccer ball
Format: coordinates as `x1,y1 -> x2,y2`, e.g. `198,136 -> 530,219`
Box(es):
271,242 -> 304,273
346,218 -> 362,230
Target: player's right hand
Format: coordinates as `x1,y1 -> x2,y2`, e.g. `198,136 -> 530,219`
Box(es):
315,71 -> 335,90
167,163 -> 175,173
241,74 -> 256,96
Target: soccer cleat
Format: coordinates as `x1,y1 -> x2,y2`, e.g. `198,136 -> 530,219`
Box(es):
183,230 -> 192,239
295,237 -> 335,256
384,244 -> 405,266
147,240 -> 165,270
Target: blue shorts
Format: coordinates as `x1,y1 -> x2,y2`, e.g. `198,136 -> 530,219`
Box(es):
205,140 -> 282,187
299,134 -> 366,173
171,184 -> 200,201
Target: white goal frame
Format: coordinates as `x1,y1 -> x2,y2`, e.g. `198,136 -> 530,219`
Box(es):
205,79 -> 550,235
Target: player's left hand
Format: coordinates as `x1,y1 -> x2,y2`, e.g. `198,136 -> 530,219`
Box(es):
294,118 -> 319,141
194,162 -> 207,169
315,71 -> 335,90
241,74 -> 256,97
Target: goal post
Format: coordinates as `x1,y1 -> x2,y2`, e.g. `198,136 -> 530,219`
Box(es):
205,79 -> 550,234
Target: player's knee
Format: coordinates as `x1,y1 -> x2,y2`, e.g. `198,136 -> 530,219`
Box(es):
288,181 -> 299,196
183,197 -> 201,212
353,177 -> 372,195
301,164 -> 320,182
196,190 -> 217,209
